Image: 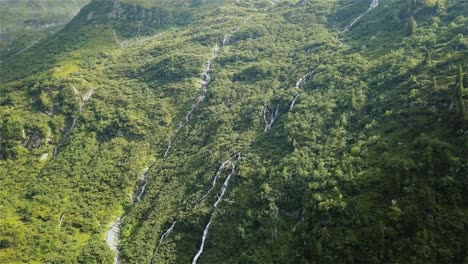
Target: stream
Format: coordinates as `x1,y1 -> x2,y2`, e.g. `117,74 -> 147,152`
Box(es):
163,45 -> 220,157
107,39 -> 229,263
288,71 -> 313,111
106,216 -> 126,264
53,90 -> 94,157
192,153 -> 241,264
263,104 -> 279,132
152,152 -> 241,262
343,0 -> 379,32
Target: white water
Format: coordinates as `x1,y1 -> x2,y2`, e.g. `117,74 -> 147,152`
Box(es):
59,214 -> 65,228
192,217 -> 213,264
53,90 -> 94,157
263,104 -> 279,132
289,93 -> 301,111
213,162 -> 236,208
107,39 -> 228,264
192,153 -> 241,264
288,71 -> 314,111
106,164 -> 153,264
263,69 -> 314,131
107,216 -> 126,264
152,152 -> 241,262
152,221 -> 177,263
111,41 -> 228,263
295,71 -> 312,90
163,45 -> 220,157
222,34 -> 231,47
196,153 -> 240,206
135,167 -> 150,203
343,0 -> 379,32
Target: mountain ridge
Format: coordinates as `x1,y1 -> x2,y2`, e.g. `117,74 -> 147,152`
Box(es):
0,0 -> 466,263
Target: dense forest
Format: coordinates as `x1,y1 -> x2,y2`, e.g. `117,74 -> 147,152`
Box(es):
0,0 -> 466,263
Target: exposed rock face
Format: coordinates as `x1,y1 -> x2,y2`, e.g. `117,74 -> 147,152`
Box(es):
79,0 -> 194,38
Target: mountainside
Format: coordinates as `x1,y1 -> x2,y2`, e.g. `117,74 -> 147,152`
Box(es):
0,0 -> 467,263
0,0 -> 90,60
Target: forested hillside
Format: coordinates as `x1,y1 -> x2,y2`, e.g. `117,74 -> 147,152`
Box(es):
0,0 -> 466,263
0,0 -> 90,60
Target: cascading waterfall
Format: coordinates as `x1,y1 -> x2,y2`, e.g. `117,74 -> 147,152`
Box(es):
135,166 -> 150,203
195,153 -> 240,206
289,93 -> 301,111
58,214 -> 65,228
163,45 -> 220,157
107,216 -> 126,264
343,0 -> 379,32
263,70 -> 314,131
157,48 -> 222,253
192,153 -> 240,264
53,89 -> 94,157
289,71 -> 313,111
222,34 -> 231,47
106,165 -> 154,264
295,71 -> 312,90
152,152 -> 241,262
263,104 -> 279,132
151,221 -> 177,264
149,39 -> 233,263
192,217 -> 213,264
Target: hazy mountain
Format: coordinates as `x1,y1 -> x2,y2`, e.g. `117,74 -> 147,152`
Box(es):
0,0 -> 90,60
0,0 -> 466,263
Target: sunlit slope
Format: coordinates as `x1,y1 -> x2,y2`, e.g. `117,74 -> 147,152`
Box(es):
0,0 -> 466,263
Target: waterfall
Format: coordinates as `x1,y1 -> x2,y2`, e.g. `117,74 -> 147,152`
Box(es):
289,93 -> 301,111
58,214 -> 65,228
222,34 -> 231,47
213,162 -> 236,208
343,0 -> 379,32
191,153 -> 241,264
288,70 -> 314,111
191,217 -> 213,264
195,152 -> 240,206
151,221 -> 177,263
121,38 -> 232,263
263,104 -> 279,132
107,216 -> 126,264
135,167 -> 150,203
163,45 -> 220,157
295,71 -> 312,90
53,90 -> 94,157
106,164 -> 154,264
262,70 -> 313,131
152,152 -> 241,262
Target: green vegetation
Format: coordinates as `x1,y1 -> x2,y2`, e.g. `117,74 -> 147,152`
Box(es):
0,0 -> 90,60
0,0 -> 466,263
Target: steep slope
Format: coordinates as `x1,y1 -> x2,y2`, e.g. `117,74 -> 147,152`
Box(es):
0,0 -> 466,263
0,0 -> 90,60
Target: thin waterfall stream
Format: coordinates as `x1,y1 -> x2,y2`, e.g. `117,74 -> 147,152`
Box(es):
288,70 -> 313,112
151,152 -> 241,262
343,0 -> 379,32
53,89 -> 94,157
108,38 -> 230,264
163,45 -> 220,157
263,104 -> 279,132
192,153 -> 241,264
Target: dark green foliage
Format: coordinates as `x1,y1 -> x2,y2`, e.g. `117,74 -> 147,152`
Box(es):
0,0 -> 466,263
409,16 -> 418,35
451,66 -> 467,127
